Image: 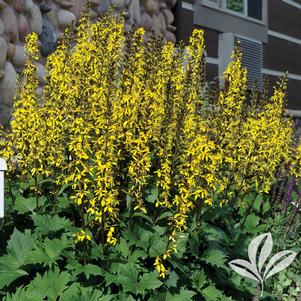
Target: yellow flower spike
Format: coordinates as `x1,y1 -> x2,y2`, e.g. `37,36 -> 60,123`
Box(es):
154,257 -> 167,278
107,226 -> 118,246
73,229 -> 92,244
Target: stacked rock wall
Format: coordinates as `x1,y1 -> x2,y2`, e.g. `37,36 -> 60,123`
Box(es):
0,0 -> 177,126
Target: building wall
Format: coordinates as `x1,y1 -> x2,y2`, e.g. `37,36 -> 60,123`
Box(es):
0,0 -> 177,126
175,0 -> 301,111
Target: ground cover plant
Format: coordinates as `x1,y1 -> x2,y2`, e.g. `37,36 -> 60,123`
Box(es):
0,11 -> 301,300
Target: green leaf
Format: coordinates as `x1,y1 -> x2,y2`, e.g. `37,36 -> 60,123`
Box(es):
0,229 -> 34,288
201,285 -> 225,301
146,187 -> 158,204
27,267 -> 70,301
174,233 -> 189,258
116,238 -> 130,258
189,231 -> 200,256
155,211 -> 173,223
166,271 -> 179,288
262,201 -> 270,214
149,233 -> 168,257
136,272 -> 163,294
29,236 -> 71,267
253,195 -> 263,211
0,266 -> 28,289
202,223 -> 227,244
7,229 -> 34,265
132,212 -> 153,223
3,286 -> 39,301
243,214 -> 260,232
60,283 -> 110,301
14,196 -> 36,214
33,214 -> 71,235
114,264 -> 139,293
166,288 -> 196,301
57,184 -> 70,197
73,264 -> 103,280
201,249 -> 228,268
191,269 -> 207,291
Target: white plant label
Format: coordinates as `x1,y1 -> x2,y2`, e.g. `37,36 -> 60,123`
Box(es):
229,233 -> 297,297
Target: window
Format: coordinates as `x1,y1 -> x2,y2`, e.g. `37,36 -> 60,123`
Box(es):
203,0 -> 263,21
227,0 -> 244,13
247,0 -> 262,20
218,33 -> 263,89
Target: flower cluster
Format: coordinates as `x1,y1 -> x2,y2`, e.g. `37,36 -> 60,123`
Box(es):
0,13 -> 298,279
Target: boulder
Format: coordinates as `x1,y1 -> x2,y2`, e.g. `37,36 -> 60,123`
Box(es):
24,0 -> 34,11
0,37 -> 7,69
69,0 -> 86,20
151,14 -> 160,35
53,0 -> 73,9
144,0 -> 158,15
0,0 -> 7,10
88,8 -> 97,18
29,4 -> 43,34
17,14 -> 30,42
132,0 -> 140,24
57,9 -> 76,30
13,0 -> 24,12
159,11 -> 166,35
0,7 -> 18,43
40,16 -> 57,57
0,19 -> 4,36
35,62 -> 46,84
0,62 -> 17,126
12,44 -> 26,68
7,43 -> 16,60
163,8 -> 174,25
45,8 -> 59,31
165,30 -> 176,42
140,13 -> 152,30
111,0 -> 124,8
39,3 -> 51,13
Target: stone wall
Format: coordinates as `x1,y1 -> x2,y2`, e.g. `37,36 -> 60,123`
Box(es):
0,0 -> 177,126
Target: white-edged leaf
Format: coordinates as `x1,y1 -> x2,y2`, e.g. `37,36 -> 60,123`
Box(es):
258,233 -> 273,272
229,259 -> 262,283
263,250 -> 297,280
248,233 -> 272,275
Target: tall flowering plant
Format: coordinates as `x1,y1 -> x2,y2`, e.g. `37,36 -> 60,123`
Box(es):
0,12 -> 298,278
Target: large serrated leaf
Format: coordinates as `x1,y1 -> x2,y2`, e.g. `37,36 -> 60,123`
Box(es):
201,285 -> 225,301
7,228 -> 34,265
73,264 -> 103,280
0,268 -> 28,289
33,214 -> 71,235
202,249 -> 228,268
14,196 -> 36,214
27,267 -> 70,301
166,288 -> 196,301
29,237 -> 71,267
0,228 -> 35,288
136,272 -> 163,294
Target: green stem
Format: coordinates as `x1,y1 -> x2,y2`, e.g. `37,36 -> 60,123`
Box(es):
241,190 -> 260,230
34,176 -> 39,213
